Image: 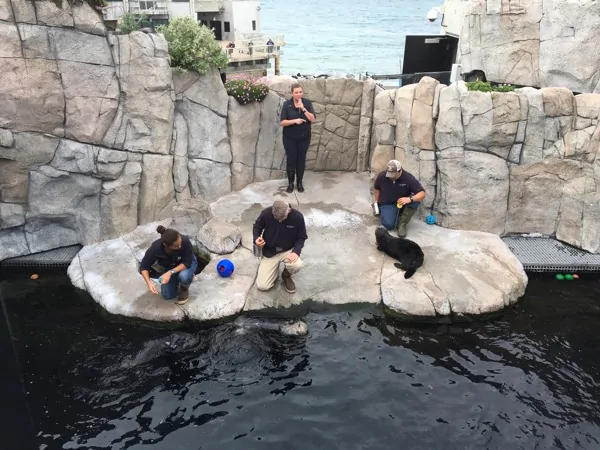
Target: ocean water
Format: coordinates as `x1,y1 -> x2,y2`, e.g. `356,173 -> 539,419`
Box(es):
261,0 -> 443,77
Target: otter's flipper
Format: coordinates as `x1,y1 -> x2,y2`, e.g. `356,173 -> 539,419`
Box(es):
394,262 -> 417,279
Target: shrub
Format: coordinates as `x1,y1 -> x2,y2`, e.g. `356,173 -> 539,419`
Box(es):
118,12 -> 145,34
224,75 -> 270,105
466,80 -> 516,93
157,17 -> 229,75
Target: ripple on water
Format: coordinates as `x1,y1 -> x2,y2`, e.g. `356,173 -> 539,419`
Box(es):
3,273 -> 600,449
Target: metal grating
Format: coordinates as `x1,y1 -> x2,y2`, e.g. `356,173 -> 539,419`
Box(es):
502,236 -> 600,272
0,245 -> 81,269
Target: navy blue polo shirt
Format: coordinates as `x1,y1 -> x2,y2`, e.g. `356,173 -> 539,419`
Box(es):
373,170 -> 424,204
280,98 -> 316,140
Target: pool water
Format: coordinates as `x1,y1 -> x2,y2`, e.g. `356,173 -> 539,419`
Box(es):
3,271 -> 600,449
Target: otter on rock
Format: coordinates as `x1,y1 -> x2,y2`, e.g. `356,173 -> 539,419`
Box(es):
375,226 -> 424,279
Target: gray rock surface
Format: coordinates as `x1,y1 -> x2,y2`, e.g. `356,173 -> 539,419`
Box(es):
456,0 -> 600,94
197,217 -> 242,255
69,173 -> 527,323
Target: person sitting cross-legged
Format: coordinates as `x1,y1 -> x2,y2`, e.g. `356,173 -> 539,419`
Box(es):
252,200 -> 307,293
373,160 -> 427,237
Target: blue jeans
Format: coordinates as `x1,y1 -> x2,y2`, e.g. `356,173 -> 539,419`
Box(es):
161,256 -> 198,300
380,203 -> 420,230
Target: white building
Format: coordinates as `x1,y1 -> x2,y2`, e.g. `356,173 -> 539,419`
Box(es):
102,0 -> 285,75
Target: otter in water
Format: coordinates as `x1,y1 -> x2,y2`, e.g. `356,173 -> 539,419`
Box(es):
233,316 -> 309,336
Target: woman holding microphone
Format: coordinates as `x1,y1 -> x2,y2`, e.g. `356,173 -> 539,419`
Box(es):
279,83 -> 317,193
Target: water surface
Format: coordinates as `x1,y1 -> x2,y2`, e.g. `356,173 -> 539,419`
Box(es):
3,271 -> 600,449
261,0 -> 442,76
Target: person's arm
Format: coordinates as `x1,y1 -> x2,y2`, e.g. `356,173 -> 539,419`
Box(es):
140,245 -> 158,292
399,178 -> 426,205
280,101 -> 298,127
253,210 -> 266,243
302,100 -> 316,123
373,173 -> 382,203
292,214 -> 308,256
174,237 -> 193,271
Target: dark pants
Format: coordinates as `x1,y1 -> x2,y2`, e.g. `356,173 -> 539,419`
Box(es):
283,135 -> 310,175
161,255 -> 198,300
380,203 -> 420,230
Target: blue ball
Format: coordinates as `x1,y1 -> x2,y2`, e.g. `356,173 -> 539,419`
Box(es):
426,214 -> 436,225
217,259 -> 235,277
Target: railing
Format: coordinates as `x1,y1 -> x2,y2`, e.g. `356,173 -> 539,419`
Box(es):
129,0 -> 169,15
236,33 -> 286,47
222,44 -> 283,63
194,0 -> 224,12
100,3 -> 126,21
365,71 -> 452,86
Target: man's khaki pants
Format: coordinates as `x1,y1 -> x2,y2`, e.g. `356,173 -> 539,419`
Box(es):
256,249 -> 303,291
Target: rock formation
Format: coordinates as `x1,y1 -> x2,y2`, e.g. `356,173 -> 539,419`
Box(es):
455,0 -> 600,94
1,0 -> 598,267
68,173 -> 527,322
0,2 -> 380,261
371,78 -> 600,255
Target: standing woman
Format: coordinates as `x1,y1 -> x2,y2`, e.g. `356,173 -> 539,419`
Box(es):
280,83 -> 317,193
139,225 -> 198,305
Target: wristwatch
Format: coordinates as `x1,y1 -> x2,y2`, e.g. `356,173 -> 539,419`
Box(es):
170,269 -> 175,275
302,108 -> 307,113
409,195 -> 414,203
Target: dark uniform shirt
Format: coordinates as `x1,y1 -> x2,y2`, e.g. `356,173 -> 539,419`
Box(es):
140,235 -> 194,276
280,98 -> 316,140
373,170 -> 425,204
252,207 -> 308,258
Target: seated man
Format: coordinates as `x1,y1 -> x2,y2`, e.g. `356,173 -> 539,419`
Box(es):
373,160 -> 426,237
252,200 -> 308,293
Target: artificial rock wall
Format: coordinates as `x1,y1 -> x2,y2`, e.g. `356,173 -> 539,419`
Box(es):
0,0 -> 380,261
456,0 -> 600,93
371,78 -> 600,254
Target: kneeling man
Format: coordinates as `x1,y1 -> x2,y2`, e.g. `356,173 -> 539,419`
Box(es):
373,160 -> 426,237
252,200 -> 307,293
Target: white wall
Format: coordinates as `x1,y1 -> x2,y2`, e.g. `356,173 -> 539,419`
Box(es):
440,0 -> 468,38
169,2 -> 193,18
230,0 -> 260,37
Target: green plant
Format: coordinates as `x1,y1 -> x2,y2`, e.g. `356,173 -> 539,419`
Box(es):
224,75 -> 270,105
118,12 -> 146,34
157,17 -> 229,75
465,80 -> 516,93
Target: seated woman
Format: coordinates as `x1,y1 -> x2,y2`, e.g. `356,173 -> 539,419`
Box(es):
139,225 -> 198,305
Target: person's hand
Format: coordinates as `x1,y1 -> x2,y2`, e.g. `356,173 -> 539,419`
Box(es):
160,271 -> 172,284
147,281 -> 158,295
285,252 -> 299,263
397,197 -> 412,206
294,118 -> 306,125
255,236 -> 265,247
297,99 -> 304,109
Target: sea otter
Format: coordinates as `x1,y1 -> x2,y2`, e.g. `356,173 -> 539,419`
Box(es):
375,226 -> 424,279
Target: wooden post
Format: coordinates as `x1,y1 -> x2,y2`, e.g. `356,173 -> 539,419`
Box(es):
275,55 -> 280,75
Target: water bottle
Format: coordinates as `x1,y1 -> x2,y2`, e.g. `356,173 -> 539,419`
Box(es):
371,202 -> 380,216
253,233 -> 264,257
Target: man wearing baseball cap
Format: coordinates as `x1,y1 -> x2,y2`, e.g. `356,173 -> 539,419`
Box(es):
372,160 -> 426,237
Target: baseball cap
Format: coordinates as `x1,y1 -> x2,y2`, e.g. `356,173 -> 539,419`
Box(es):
385,160 -> 402,178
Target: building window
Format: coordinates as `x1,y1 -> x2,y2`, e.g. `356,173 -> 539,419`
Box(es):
224,21 -> 230,32
199,19 -> 208,27
252,20 -> 256,31
172,0 -> 188,2
139,0 -> 156,9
